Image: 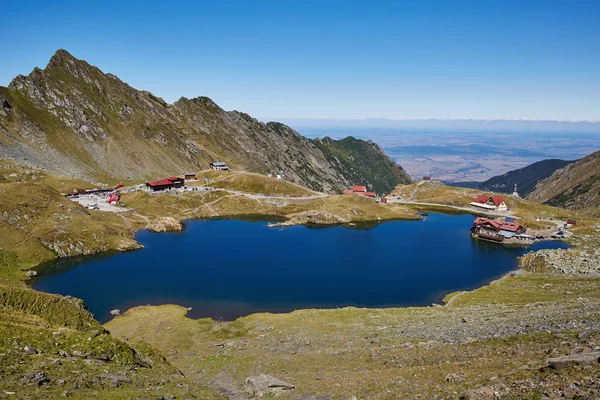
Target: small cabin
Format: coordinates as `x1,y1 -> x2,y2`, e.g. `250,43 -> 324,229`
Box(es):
210,162 -> 229,171
184,172 -> 197,180
353,185 -> 367,193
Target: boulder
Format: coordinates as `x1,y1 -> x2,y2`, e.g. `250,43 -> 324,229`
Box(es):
147,217 -> 183,233
23,346 -> 39,354
110,309 -> 121,316
547,352 -> 600,370
245,374 -> 295,396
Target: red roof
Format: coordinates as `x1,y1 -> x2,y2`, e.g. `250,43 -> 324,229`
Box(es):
147,179 -> 174,187
353,185 -> 367,192
491,196 -> 505,207
342,189 -> 354,194
500,222 -> 520,232
167,176 -> 182,182
474,217 -> 521,232
475,195 -> 490,204
364,192 -> 377,197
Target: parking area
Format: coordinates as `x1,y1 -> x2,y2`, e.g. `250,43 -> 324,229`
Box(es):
69,193 -> 129,212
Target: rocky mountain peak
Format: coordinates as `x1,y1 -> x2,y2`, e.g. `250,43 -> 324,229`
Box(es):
0,50 -> 413,193
47,49 -> 78,69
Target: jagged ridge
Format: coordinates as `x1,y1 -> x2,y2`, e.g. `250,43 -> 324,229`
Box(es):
0,49 -> 411,193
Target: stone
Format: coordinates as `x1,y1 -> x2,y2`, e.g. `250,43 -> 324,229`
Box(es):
21,371 -> 49,386
100,374 -> 131,383
547,352 -> 600,370
23,346 -> 38,354
245,374 -> 295,396
110,309 -> 121,316
446,372 -> 464,383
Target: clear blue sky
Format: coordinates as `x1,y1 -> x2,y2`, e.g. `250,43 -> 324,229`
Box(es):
2,0 -> 599,121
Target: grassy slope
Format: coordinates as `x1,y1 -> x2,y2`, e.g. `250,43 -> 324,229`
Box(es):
312,136 -> 412,194
389,180 -> 583,222
193,170 -> 319,196
2,162 -> 600,398
106,269 -> 600,398
0,164 -> 222,398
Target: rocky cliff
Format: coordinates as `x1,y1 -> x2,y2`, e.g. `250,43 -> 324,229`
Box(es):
0,49 -> 411,193
527,150 -> 600,210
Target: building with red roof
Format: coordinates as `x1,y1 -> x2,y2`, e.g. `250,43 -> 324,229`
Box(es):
471,195 -> 508,211
472,217 -> 524,242
146,176 -> 185,191
342,185 -> 379,200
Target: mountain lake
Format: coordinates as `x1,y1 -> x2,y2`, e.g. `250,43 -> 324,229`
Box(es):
31,213 -> 570,323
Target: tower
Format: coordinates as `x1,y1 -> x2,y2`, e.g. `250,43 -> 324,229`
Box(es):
512,184 -> 519,198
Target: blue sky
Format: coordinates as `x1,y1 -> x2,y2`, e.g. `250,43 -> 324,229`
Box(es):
2,0 -> 599,121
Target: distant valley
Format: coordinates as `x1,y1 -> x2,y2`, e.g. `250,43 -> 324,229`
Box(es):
285,121 -> 600,183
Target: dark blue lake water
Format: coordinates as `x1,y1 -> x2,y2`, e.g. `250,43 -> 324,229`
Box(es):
32,213 -> 570,323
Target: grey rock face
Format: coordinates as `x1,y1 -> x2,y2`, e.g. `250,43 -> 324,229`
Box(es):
547,351 -> 600,370
245,374 -> 295,396
0,49 -> 412,193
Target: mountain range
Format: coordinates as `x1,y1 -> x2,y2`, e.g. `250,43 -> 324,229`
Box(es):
0,50 -> 411,194
527,150 -> 600,210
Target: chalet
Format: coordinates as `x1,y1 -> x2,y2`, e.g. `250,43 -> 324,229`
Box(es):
471,217 -> 525,242
184,172 -> 197,180
353,186 -> 367,193
470,195 -> 508,211
146,176 -> 185,192
423,175 -> 431,181
210,162 -> 228,171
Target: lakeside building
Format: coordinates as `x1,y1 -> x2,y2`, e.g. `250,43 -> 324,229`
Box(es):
471,217 -> 525,243
209,162 -> 229,171
146,176 -> 185,192
343,185 -> 377,198
470,195 -> 508,211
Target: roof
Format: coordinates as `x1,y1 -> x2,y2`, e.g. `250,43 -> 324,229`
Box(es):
491,196 -> 505,207
364,192 -> 377,197
500,221 -> 521,232
184,172 -> 196,176
474,217 -> 521,232
167,176 -> 182,182
342,189 -> 354,194
475,195 -> 490,204
353,185 -> 367,192
211,162 -> 227,166
147,179 -> 174,187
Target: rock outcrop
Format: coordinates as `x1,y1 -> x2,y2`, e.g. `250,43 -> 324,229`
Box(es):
527,150 -> 600,210
0,49 -> 411,194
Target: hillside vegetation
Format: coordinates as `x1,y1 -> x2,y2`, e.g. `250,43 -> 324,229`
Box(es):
477,158 -> 573,196
0,49 -> 411,194
528,149 -> 600,211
